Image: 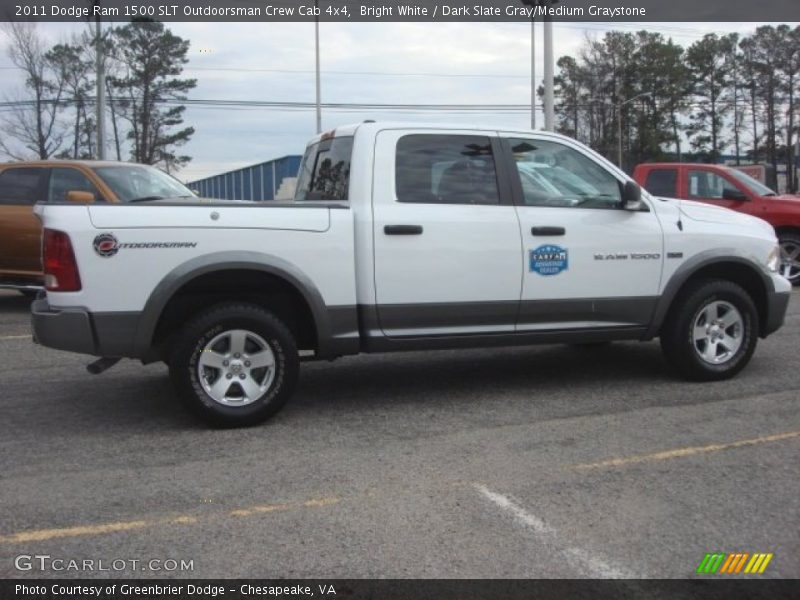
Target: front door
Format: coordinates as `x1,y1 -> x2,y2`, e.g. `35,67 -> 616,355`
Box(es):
500,135 -> 664,331
372,129 -> 523,337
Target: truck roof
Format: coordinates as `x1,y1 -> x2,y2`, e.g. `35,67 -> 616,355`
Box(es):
304,121 -> 581,146
0,159 -> 142,169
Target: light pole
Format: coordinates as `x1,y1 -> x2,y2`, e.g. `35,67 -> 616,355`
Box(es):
314,0 -> 321,134
530,17 -> 536,130
542,16 -> 554,132
521,0 -> 557,132
94,3 -> 105,159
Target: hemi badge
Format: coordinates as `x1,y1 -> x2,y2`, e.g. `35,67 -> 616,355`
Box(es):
667,252 -> 684,259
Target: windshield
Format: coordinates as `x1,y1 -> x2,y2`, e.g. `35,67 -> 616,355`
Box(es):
727,168 -> 776,197
92,165 -> 195,202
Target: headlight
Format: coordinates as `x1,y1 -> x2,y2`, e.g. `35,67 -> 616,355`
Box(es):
766,245 -> 780,272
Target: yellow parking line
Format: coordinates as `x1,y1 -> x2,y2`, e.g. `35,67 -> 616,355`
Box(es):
1,520 -> 152,544
571,430 -> 800,471
230,496 -> 339,517
0,334 -> 31,340
0,497 -> 338,544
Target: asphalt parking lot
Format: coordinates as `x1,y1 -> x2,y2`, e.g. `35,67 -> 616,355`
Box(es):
0,289 -> 798,579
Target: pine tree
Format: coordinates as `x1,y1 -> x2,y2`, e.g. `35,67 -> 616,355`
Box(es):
109,20 -> 196,171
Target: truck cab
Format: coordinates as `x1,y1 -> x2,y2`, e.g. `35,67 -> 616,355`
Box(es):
633,162 -> 800,284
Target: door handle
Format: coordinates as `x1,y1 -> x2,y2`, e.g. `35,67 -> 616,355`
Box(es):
531,226 -> 565,236
385,225 -> 423,235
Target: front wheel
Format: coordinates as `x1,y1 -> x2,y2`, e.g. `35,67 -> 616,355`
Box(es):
778,232 -> 800,285
169,303 -> 299,427
660,279 -> 758,381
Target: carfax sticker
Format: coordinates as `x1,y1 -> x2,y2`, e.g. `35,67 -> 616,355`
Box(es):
529,245 -> 568,276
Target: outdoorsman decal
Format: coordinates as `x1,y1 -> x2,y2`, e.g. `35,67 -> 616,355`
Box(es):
93,233 -> 197,257
529,245 -> 568,276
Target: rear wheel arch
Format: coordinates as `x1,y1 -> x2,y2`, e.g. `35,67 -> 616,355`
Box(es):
134,253 -> 329,361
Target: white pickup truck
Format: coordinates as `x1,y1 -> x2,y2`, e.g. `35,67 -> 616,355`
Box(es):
32,122 -> 791,426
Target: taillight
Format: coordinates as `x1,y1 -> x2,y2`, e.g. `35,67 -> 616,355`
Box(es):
43,229 -> 82,292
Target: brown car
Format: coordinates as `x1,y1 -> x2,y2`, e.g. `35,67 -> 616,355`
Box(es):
0,160 -> 196,294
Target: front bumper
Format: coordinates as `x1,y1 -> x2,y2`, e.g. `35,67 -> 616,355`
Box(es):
762,273 -> 792,337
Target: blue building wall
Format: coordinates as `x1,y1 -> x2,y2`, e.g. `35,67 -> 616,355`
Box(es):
188,155 -> 302,201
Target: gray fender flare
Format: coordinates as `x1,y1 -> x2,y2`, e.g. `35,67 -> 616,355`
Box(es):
133,251 -> 334,359
645,250 -> 774,339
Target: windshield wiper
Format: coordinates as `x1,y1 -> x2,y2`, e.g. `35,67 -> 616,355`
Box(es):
127,195 -> 165,203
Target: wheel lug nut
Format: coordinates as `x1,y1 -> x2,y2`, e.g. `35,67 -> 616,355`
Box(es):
239,373 -> 246,379
244,361 -> 251,367
234,353 -> 240,358
226,373 -> 233,379
223,360 -> 229,366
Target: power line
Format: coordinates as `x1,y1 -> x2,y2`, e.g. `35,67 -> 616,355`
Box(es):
0,63 -> 534,79
185,66 -> 532,78
0,96 -> 716,115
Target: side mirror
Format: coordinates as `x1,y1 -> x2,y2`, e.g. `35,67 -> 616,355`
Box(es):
722,187 -> 748,201
622,181 -> 643,211
66,190 -> 95,204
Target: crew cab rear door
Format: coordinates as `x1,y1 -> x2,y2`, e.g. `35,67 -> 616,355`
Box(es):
372,129 -> 522,337
0,166 -> 49,277
500,134 -> 663,330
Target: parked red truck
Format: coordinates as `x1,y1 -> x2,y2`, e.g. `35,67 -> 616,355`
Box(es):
633,163 -> 800,284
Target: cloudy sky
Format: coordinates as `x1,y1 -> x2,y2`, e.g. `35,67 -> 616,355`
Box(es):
0,20 -> 793,182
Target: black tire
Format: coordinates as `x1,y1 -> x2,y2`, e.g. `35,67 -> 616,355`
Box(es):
660,279 -> 758,381
169,303 -> 299,427
778,232 -> 800,286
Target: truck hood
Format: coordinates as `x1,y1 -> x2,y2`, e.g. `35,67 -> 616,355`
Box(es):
764,194 -> 800,208
677,198 -> 774,236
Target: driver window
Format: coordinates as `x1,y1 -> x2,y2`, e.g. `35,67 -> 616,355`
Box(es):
507,138 -> 621,209
688,170 -> 738,199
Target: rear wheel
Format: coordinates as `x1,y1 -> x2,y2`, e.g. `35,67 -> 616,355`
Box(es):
660,279 -> 758,381
169,303 -> 299,427
778,232 -> 800,285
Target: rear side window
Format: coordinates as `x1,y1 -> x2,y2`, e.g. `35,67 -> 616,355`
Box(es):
0,167 -> 47,205
644,168 -> 678,198
48,168 -> 103,203
295,136 -> 353,201
395,135 -> 500,205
